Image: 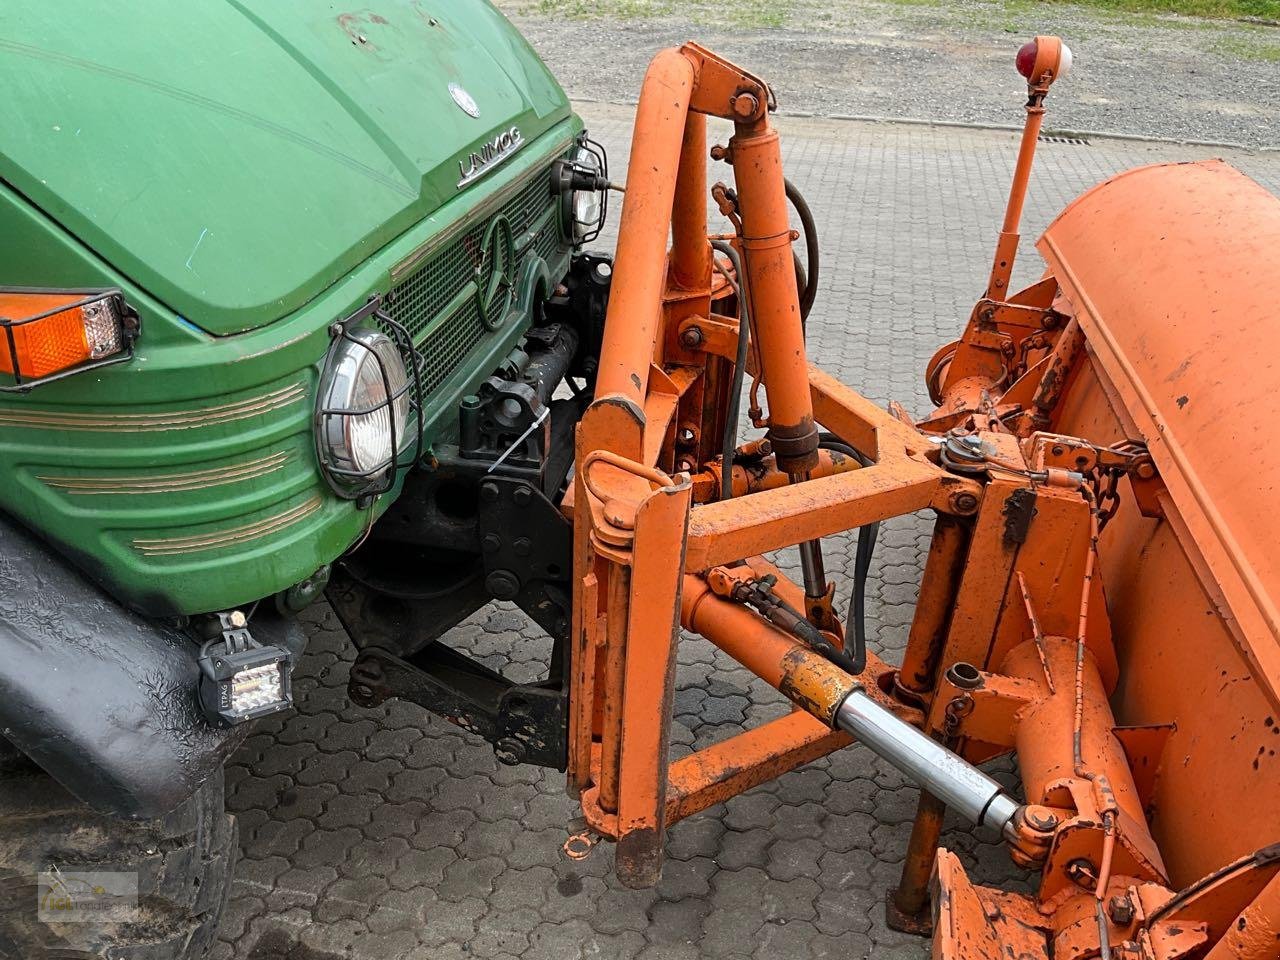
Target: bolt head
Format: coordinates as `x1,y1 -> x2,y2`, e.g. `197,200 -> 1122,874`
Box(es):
680,327 -> 704,349
514,537 -> 532,556
952,491 -> 980,514
485,569 -> 521,600
482,533 -> 502,553
480,482 -> 500,503
1024,807 -> 1059,832
731,93 -> 759,118
1108,895 -> 1135,926
513,485 -> 533,506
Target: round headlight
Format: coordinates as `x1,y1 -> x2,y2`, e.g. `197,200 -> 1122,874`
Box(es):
316,328 -> 411,495
571,150 -> 603,242
556,144 -> 606,244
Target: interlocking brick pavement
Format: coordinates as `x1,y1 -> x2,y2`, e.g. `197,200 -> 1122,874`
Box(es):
216,105 -> 1280,959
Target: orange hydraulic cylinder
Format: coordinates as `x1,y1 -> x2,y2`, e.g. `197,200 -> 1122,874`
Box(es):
670,112 -> 711,291
593,48 -> 696,411
729,122 -> 818,473
681,574 -> 858,723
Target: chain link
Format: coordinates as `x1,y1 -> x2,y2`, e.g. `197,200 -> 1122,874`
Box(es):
1089,440 -> 1149,531
1093,467 -> 1123,530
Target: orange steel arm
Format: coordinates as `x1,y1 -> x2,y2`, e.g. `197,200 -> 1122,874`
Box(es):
590,47 -> 696,461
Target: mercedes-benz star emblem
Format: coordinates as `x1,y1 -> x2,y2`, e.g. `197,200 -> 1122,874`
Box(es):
475,215 -> 516,331
449,83 -> 480,119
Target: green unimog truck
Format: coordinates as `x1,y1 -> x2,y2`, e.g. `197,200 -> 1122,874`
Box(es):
0,3 -> 613,955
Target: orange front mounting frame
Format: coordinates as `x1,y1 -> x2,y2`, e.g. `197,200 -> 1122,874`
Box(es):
565,41 -> 1280,960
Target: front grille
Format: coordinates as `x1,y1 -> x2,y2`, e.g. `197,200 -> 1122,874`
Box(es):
508,172 -> 560,243
385,169 -> 564,397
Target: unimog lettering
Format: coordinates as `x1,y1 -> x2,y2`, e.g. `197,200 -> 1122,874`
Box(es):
458,127 -> 524,187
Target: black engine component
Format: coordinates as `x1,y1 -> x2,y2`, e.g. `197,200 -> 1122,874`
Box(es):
328,258 -> 611,770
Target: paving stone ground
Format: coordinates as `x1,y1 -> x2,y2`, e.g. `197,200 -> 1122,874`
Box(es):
217,107 -> 1280,959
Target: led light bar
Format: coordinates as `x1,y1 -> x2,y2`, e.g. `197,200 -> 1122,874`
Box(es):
197,613 -> 294,727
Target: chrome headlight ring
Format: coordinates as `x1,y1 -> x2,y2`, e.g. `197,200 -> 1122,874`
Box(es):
314,296 -> 423,503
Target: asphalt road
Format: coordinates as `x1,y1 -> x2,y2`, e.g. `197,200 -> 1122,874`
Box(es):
215,105 -> 1280,959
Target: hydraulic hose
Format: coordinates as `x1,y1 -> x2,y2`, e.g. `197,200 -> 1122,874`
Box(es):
818,433 -> 876,675
711,240 -> 752,502
785,178 -> 820,324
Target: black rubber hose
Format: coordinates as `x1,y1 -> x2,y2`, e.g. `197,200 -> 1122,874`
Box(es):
785,178 -> 820,323
793,252 -> 808,337
711,240 -> 752,502
818,433 -> 876,675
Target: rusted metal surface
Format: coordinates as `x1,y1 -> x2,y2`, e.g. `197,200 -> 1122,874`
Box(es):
890,789 -> 948,934
897,516 -> 971,702
1202,870 -> 1280,960
664,711 -> 851,824
566,36 -> 1279,958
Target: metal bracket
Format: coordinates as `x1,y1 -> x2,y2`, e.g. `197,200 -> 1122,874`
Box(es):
349,644 -> 567,769
477,476 -> 573,642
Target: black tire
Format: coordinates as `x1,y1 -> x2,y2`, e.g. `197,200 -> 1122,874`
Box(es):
0,745 -> 236,960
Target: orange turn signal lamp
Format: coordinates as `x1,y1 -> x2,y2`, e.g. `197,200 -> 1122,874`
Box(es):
0,289 -> 137,390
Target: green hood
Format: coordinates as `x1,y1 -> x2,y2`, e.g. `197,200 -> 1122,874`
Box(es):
0,0 -> 571,335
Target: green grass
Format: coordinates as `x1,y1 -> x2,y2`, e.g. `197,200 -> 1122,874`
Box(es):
533,0 -> 1280,33
534,0 -> 793,27
1213,30 -> 1280,55
728,7 -> 788,27
539,0 -> 1280,19
535,0 -> 672,16
1054,0 -> 1280,17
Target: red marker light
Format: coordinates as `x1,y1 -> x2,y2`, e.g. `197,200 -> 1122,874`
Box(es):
1016,40 -> 1038,79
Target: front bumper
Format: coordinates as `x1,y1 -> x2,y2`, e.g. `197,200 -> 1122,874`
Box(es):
0,509 -> 305,817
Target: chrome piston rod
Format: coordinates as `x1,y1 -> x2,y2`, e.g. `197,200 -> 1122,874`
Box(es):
835,689 -> 1021,840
